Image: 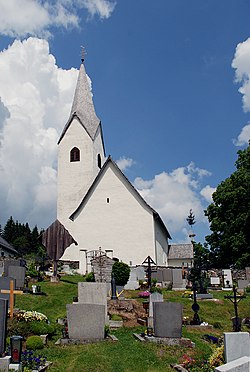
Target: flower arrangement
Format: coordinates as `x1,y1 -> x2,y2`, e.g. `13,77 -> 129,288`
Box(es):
22,350 -> 46,372
138,290 -> 150,298
12,310 -> 48,322
180,354 -> 196,369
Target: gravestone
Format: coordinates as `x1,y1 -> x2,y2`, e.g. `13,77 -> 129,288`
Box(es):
135,266 -> 147,281
78,282 -> 108,315
210,277 -> 220,286
238,280 -> 249,291
224,332 -> 250,363
91,255 -> 114,283
162,268 -> 173,282
151,269 -> 163,283
66,303 -> 105,340
124,268 -> 139,290
3,259 -> 25,277
8,266 -> 26,289
222,269 -> 233,288
148,292 -> 163,328
172,268 -> 185,290
0,299 -> 8,355
153,302 -> 183,338
0,262 -> 4,277
0,277 -> 16,303
246,267 -> 250,282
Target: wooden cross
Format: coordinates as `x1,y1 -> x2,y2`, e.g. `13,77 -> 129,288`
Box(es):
0,280 -> 23,318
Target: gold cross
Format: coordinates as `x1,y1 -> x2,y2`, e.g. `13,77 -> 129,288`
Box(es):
1,279 -> 23,318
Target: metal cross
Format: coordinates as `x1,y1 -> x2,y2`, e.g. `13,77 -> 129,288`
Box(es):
224,285 -> 245,332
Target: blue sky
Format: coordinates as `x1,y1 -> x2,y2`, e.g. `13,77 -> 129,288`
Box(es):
0,1 -> 249,244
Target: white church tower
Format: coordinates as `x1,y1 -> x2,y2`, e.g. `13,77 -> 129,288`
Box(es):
57,56 -> 105,227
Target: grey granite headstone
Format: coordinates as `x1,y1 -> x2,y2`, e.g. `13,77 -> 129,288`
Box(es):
172,269 -> 185,289
3,260 -> 25,277
8,266 -> 25,289
215,356 -> 250,371
78,282 -> 107,315
0,277 -> 16,303
148,292 -> 164,328
151,270 -> 163,283
0,299 -> 8,354
224,332 -> 250,363
66,303 -> 105,340
162,268 -> 173,282
153,302 -> 183,338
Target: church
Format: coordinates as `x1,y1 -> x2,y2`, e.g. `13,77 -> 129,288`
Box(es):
56,55 -> 181,274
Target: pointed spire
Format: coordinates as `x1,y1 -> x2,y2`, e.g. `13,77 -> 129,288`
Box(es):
58,54 -> 100,144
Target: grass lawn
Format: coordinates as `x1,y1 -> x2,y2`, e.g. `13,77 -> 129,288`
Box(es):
13,276 -> 250,371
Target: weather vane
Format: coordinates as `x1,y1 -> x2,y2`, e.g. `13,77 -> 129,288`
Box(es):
81,46 -> 86,62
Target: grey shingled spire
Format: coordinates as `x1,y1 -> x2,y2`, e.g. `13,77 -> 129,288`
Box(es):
58,61 -> 100,143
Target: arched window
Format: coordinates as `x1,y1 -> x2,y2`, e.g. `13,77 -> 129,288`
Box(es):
97,154 -> 101,169
70,147 -> 80,162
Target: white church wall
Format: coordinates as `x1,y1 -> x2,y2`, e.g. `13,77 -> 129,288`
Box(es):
93,126 -> 105,173
57,118 -> 102,225
65,163 -> 156,268
154,220 -> 168,266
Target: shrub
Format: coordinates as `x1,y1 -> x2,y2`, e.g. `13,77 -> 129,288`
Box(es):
26,335 -> 44,350
213,321 -> 223,329
29,321 -> 56,337
112,262 -> 130,286
85,272 -> 95,282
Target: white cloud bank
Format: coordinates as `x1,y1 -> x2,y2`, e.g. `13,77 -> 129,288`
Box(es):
116,157 -> 135,172
0,0 -> 116,38
134,163 -> 213,238
0,37 -> 78,227
232,38 -> 250,146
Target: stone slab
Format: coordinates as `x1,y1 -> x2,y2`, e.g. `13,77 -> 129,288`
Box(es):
246,267 -> 250,282
148,292 -> 163,317
78,282 -> 107,315
66,303 -> 105,340
3,259 -> 25,277
0,356 -> 11,372
0,299 -> 8,354
8,266 -> 26,289
153,302 -> 183,338
0,277 -> 16,303
197,293 -> 213,299
162,268 -> 173,282
9,363 -> 22,371
224,332 -> 250,363
215,356 -> 250,371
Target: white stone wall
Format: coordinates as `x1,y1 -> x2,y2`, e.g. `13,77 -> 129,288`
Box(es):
168,258 -> 193,267
154,220 -> 169,266
60,162 -> 163,269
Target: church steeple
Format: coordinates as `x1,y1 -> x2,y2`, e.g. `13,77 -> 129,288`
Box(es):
58,59 -> 100,143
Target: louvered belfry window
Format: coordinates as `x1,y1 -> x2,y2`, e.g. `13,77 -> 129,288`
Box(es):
70,147 -> 80,162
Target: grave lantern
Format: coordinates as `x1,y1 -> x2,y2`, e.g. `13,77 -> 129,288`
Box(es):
10,336 -> 23,363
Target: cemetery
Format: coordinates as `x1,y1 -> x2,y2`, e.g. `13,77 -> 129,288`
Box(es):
0,258 -> 250,371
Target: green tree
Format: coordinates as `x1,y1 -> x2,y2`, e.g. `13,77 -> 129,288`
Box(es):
112,261 -> 130,286
205,143 -> 250,269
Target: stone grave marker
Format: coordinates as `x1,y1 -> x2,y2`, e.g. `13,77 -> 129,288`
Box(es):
224,332 -> 250,363
124,268 -> 139,290
78,282 -> 108,316
8,266 -> 26,289
215,356 -> 250,371
210,277 -> 220,287
135,266 -> 147,281
151,269 -> 163,283
172,268 -> 185,290
0,262 -> 4,277
153,302 -> 183,338
222,269 -> 233,288
0,299 -> 8,355
66,303 -> 105,340
0,277 -> 16,303
238,280 -> 249,291
246,267 -> 250,283
3,259 -> 25,277
148,292 -> 163,328
91,254 -> 114,283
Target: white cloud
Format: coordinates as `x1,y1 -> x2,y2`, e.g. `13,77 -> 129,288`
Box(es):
233,123 -> 250,146
232,37 -> 250,112
133,162 -> 212,237
116,157 -> 135,172
200,185 -> 216,203
80,0 -> 116,19
0,0 -> 116,38
0,37 -> 78,227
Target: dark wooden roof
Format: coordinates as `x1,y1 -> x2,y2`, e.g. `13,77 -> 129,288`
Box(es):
0,236 -> 17,254
41,219 -> 77,260
168,244 -> 193,260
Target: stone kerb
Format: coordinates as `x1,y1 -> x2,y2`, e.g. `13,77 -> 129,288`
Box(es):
215,356 -> 250,371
